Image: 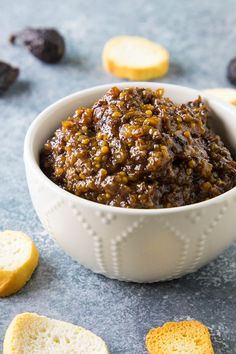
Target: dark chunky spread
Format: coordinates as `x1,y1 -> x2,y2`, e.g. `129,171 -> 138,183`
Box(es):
40,87 -> 236,208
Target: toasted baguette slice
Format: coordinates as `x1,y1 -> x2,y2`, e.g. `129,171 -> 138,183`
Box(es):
146,320 -> 214,354
3,313 -> 109,354
102,36 -> 169,80
203,88 -> 236,105
0,230 -> 39,297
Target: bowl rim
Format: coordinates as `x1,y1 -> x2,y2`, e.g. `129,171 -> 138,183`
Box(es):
24,81 -> 236,215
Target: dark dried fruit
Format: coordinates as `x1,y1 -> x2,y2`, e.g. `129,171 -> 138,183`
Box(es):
227,58 -> 236,85
0,61 -> 19,95
10,27 -> 65,64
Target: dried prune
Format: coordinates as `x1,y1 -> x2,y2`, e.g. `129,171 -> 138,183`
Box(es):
227,58 -> 236,85
0,61 -> 19,95
10,27 -> 65,63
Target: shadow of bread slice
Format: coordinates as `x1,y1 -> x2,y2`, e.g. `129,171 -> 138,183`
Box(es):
0,231 -> 39,297
3,313 -> 109,354
103,36 -> 169,81
146,320 -> 214,354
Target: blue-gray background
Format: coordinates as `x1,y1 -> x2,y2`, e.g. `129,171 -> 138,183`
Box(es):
0,0 -> 236,352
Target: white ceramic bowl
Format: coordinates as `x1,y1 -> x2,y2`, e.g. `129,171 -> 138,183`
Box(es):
24,83 -> 236,282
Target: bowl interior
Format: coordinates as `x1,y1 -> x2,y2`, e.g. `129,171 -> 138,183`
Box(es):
27,82 -> 236,164
24,82 -> 236,213
30,82 -> 215,161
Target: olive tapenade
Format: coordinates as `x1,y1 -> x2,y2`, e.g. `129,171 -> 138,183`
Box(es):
40,87 -> 236,208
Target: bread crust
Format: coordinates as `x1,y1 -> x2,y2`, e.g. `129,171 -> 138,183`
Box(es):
3,313 -> 109,354
146,320 -> 214,354
0,231 -> 39,297
102,36 -> 169,80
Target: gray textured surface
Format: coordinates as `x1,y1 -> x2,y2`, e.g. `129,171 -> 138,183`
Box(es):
0,0 -> 236,352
